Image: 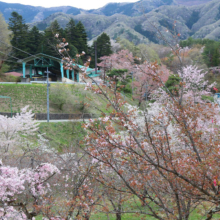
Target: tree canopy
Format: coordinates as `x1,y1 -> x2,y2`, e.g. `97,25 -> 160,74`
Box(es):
0,13 -> 11,73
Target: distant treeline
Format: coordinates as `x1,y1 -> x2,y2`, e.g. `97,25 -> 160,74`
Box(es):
7,12 -> 112,69
180,37 -> 220,67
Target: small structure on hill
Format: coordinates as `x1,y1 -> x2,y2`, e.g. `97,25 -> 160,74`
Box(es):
20,53 -> 101,83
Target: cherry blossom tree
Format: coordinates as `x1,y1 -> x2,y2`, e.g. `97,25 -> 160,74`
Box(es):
82,65 -> 220,220
98,50 -> 170,104
44,31 -> 220,219
0,160 -> 60,219
0,107 -> 61,219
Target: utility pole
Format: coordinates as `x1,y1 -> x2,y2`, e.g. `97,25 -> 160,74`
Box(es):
45,67 -> 50,122
95,41 -> 97,75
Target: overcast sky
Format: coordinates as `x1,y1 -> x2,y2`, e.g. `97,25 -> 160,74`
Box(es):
2,0 -> 138,10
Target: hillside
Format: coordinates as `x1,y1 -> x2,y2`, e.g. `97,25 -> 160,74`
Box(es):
1,0 -> 220,45
175,0 -> 212,6
0,1 -> 82,23
0,0 -> 214,23
0,0 -> 177,23
27,0 -> 220,44
0,84 -> 137,114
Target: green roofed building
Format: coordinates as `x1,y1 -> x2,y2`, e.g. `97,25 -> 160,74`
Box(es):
20,53 -> 101,82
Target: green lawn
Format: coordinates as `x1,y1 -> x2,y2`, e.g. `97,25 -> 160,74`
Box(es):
38,121 -> 86,149
0,84 -> 137,114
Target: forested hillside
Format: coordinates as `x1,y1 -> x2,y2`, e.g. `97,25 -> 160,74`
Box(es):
27,0 -> 220,44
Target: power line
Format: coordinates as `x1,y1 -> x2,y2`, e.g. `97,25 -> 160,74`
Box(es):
0,59 -> 33,66
0,50 -> 20,60
0,40 -> 50,65
0,50 -> 41,67
0,39 -> 37,58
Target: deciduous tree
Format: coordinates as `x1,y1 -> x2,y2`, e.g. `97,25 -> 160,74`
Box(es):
0,13 -> 11,73
83,65 -> 220,220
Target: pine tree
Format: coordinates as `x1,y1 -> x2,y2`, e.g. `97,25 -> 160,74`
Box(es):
27,26 -> 43,54
90,32 -> 112,68
65,18 -> 77,47
8,12 -> 29,63
43,20 -> 61,57
75,21 -> 88,54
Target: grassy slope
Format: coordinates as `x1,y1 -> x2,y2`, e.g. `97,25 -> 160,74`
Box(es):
0,84 -> 137,114
38,121 -> 85,149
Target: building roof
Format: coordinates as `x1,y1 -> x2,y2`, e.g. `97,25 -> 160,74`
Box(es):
20,53 -> 61,63
20,53 -> 101,75
5,72 -> 23,77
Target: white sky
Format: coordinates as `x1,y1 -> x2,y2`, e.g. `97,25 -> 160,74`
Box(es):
2,0 -> 138,10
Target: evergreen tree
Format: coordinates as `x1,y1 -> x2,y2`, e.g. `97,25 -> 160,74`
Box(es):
90,32 -> 112,68
212,48 -> 220,67
65,18 -> 77,47
65,19 -> 88,56
43,20 -> 61,57
75,21 -> 88,54
26,26 -> 43,54
8,12 -> 29,61
202,42 -> 220,67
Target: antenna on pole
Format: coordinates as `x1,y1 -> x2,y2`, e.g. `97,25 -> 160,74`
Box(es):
95,41 -> 97,75
45,67 -> 50,122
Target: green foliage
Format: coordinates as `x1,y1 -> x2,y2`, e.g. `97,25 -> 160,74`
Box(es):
5,75 -> 21,82
179,37 -> 216,48
65,19 -> 88,55
39,121 -> 85,148
117,38 -> 139,57
75,21 -> 88,54
0,13 -> 11,74
164,74 -> 181,95
8,12 -> 29,68
65,19 -> 77,47
27,26 -> 43,54
108,69 -> 132,93
137,44 -> 161,64
202,41 -> 220,67
49,83 -> 74,110
0,84 -> 138,114
201,95 -> 214,102
42,20 -> 63,57
179,37 -> 220,68
0,64 -> 10,75
6,12 -> 89,67
90,32 -> 112,68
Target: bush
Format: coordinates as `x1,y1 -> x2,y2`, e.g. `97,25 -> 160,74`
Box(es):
201,95 -> 214,102
164,74 -> 181,95
5,75 -> 21,82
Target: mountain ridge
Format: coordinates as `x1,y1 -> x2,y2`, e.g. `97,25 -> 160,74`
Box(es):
0,0 -> 213,23
1,0 -> 219,44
